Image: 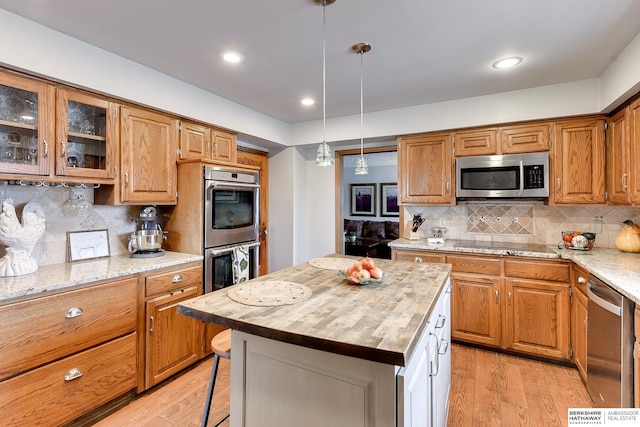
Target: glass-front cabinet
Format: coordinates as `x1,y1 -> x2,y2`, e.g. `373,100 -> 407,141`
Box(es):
0,73 -> 54,175
0,72 -> 117,181
55,89 -> 117,179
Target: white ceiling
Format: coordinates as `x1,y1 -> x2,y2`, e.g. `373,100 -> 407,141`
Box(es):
1,0 -> 640,125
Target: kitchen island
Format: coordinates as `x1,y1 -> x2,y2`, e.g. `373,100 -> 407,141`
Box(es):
178,255 -> 452,427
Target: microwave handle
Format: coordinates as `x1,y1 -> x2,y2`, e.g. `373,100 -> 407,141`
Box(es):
210,241 -> 261,256
519,161 -> 524,196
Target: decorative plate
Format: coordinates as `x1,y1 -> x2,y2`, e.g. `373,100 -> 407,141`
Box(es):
337,270 -> 386,285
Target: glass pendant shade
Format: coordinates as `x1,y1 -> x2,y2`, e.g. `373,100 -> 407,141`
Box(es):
355,155 -> 368,175
315,141 -> 333,166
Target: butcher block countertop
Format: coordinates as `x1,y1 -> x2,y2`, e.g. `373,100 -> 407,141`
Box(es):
178,254 -> 452,367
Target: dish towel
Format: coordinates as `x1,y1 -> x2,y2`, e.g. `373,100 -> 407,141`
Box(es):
232,245 -> 251,284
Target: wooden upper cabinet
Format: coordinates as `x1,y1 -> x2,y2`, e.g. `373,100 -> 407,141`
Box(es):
551,117 -> 606,205
453,128 -> 497,157
453,122 -> 550,157
212,129 -> 237,162
607,107 -> 631,205
0,72 -> 54,176
499,123 -> 551,154
630,98 -> 640,204
179,121 -> 209,160
178,121 -> 237,163
120,106 -> 178,204
398,132 -> 454,205
55,89 -> 118,180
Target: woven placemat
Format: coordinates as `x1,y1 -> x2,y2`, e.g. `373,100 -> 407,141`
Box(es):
227,281 -> 312,307
308,257 -> 354,270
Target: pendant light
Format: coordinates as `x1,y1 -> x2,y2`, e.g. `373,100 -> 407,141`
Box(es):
353,42 -> 371,175
314,0 -> 335,167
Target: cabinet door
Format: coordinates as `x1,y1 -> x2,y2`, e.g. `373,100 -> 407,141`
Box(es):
120,106 -> 178,204
630,98 -> 640,204
145,285 -> 202,389
552,117 -> 606,204
450,273 -> 501,348
55,89 -> 118,179
212,130 -> 237,162
499,122 -> 551,154
504,278 -> 570,360
453,128 -> 497,157
572,287 -> 588,380
607,108 -> 631,204
0,73 -> 54,175
179,121 -> 210,160
398,132 -> 454,205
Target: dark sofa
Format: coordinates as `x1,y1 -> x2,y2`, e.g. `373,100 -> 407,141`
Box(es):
343,219 -> 400,259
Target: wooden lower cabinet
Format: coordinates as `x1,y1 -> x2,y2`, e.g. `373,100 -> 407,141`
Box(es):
504,278 -> 570,360
451,273 -> 502,347
0,276 -> 138,426
572,265 -> 589,381
0,334 -> 137,426
394,249 -> 573,361
143,263 -> 203,390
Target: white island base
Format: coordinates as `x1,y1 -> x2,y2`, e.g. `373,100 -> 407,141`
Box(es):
229,280 -> 451,427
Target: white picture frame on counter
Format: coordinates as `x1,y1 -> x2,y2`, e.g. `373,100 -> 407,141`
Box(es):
67,229 -> 111,262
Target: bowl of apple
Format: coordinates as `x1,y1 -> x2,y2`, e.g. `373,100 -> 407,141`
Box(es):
338,257 -> 385,285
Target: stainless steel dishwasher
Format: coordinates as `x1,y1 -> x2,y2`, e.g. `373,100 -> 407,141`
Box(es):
586,275 -> 634,407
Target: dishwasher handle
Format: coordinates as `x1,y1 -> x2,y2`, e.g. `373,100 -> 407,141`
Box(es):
587,281 -> 622,316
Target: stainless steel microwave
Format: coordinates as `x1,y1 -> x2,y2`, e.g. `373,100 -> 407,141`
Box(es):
455,152 -> 549,199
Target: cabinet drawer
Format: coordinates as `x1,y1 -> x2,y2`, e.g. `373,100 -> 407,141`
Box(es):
505,259 -> 570,282
0,333 -> 137,427
393,249 -> 444,264
0,277 -> 137,381
145,264 -> 202,296
446,255 -> 500,276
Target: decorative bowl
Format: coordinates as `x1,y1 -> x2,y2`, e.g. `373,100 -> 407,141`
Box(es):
337,270 -> 386,285
559,231 -> 596,251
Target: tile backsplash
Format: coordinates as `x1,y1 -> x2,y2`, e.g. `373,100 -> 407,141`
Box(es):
405,201 -> 640,249
0,183 -> 143,266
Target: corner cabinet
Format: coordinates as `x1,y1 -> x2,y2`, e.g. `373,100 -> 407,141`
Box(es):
397,132 -> 454,205
551,117 -> 606,205
142,262 -> 203,390
119,106 -> 178,204
179,120 -> 237,163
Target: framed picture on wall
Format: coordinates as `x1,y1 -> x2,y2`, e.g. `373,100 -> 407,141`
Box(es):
350,184 -> 376,216
381,183 -> 399,216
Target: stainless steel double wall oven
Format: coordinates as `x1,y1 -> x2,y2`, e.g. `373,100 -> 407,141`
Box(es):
203,166 -> 260,293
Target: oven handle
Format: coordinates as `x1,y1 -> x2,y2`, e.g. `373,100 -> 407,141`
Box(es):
209,241 -> 261,256
208,181 -> 260,189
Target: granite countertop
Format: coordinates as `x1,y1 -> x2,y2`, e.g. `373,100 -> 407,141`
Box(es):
390,238 -> 640,304
0,251 -> 203,304
178,255 -> 452,367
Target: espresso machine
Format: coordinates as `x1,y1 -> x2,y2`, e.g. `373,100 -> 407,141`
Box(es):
128,206 -> 166,258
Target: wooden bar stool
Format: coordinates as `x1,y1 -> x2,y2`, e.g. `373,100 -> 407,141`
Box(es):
201,329 -> 231,427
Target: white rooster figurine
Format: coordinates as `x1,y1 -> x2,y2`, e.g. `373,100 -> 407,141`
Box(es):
0,199 -> 46,276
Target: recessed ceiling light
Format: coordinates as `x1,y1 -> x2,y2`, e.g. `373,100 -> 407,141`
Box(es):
492,56 -> 523,69
301,98 -> 315,106
220,50 -> 244,63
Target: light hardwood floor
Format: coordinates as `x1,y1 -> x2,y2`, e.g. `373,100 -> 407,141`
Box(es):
95,343 -> 592,426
